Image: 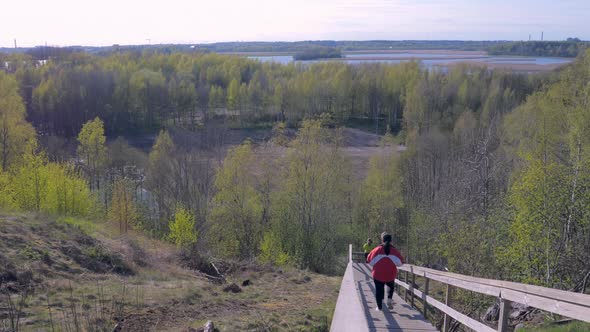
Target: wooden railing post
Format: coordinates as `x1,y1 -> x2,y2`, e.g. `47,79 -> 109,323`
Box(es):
422,278 -> 430,318
498,298 -> 511,332
394,264 -> 590,332
411,271 -> 416,308
443,284 -> 453,332
404,271 -> 409,302
349,244 -> 352,263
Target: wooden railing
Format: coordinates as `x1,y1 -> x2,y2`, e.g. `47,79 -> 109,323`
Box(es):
351,249 -> 590,332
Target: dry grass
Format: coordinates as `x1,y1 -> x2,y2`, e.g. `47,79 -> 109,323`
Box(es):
0,213 -> 340,331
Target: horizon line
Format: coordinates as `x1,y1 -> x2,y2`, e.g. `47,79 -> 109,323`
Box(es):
2,38 -> 585,49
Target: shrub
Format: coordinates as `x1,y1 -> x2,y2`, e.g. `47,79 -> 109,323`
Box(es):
169,206 -> 198,249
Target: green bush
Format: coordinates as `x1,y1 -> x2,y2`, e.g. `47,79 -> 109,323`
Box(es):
169,206 -> 198,249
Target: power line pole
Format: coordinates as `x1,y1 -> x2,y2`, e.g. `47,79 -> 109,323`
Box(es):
14,39 -> 17,48
541,32 -> 544,41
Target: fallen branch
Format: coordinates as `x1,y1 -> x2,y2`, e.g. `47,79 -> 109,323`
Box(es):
202,273 -> 224,283
209,261 -> 226,283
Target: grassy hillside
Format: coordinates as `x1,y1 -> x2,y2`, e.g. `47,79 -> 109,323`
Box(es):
0,213 -> 340,331
522,321 -> 590,332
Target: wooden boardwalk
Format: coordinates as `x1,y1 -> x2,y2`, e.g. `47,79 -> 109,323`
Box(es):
333,246 -> 590,332
353,263 -> 438,331
331,262 -> 438,332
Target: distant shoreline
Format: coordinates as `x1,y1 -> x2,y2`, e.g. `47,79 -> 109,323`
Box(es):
221,49 -> 488,57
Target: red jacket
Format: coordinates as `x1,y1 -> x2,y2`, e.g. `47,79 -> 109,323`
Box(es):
366,244 -> 404,282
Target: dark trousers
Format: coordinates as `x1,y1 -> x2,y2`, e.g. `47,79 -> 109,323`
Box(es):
374,280 -> 395,309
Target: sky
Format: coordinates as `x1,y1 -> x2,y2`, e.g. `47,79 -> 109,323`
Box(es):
1,0 -> 589,47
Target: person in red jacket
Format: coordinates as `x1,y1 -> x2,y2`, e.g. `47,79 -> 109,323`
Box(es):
366,232 -> 404,311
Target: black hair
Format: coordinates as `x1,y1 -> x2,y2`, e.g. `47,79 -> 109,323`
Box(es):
382,233 -> 392,255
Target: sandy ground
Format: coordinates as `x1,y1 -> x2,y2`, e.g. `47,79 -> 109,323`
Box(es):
252,127 -> 402,179
123,126 -> 401,179
342,145 -> 404,179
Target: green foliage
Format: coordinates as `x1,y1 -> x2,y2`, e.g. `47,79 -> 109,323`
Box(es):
258,231 -> 293,267
58,216 -> 98,234
499,50 -> 590,286
209,141 -> 263,258
77,118 -> 106,160
0,70 -> 37,171
0,168 -> 15,209
441,217 -> 503,277
521,322 -> 590,332
144,128 -> 211,237
146,129 -> 176,224
0,71 -> 95,217
294,47 -> 342,60
488,40 -> 588,57
168,206 -> 198,249
188,40 -> 497,53
356,153 -> 404,240
109,178 -> 137,234
227,78 -> 240,110
271,121 -> 290,146
405,209 -> 441,265
402,64 -> 531,141
271,120 -> 352,273
3,148 -> 94,216
10,144 -> 46,211
44,161 -> 94,216
77,117 -> 107,190
16,49 -> 536,139
149,130 -> 175,166
5,43 -> 590,298
503,158 -> 569,284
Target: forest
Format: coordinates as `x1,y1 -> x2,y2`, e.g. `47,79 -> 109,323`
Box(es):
1,48 -> 589,295
0,40 -> 502,55
293,47 -> 342,60
0,50 -> 543,138
488,39 -> 589,57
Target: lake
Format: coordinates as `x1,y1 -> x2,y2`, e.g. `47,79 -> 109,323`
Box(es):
246,52 -> 573,70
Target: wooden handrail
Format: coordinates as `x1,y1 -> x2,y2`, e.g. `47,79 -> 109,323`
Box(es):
397,278 -> 496,332
350,246 -> 590,331
400,264 -> 590,306
396,264 -> 590,331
